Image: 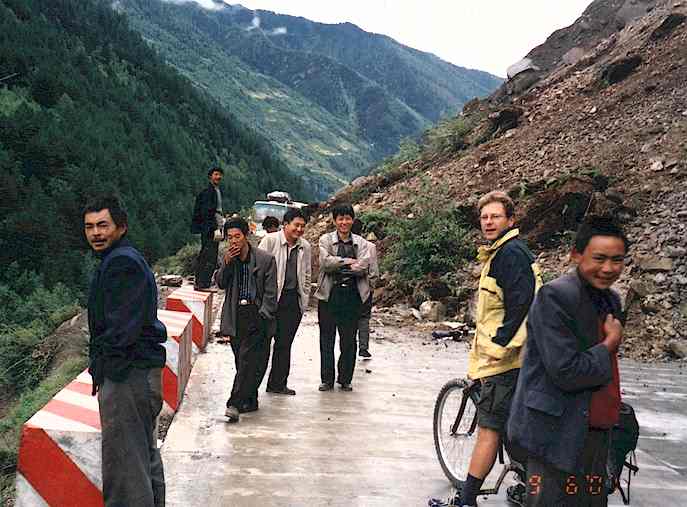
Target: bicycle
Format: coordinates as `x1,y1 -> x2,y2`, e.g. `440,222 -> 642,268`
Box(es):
431,329 -> 526,506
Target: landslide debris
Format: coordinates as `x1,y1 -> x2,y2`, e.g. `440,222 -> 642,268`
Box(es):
305,0 -> 687,362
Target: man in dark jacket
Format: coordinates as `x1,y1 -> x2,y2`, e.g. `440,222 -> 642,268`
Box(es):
507,215 -> 627,506
191,166 -> 224,290
84,195 -> 166,507
215,217 -> 277,423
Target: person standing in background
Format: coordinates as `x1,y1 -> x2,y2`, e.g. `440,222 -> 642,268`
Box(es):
257,208 -> 312,395
315,204 -> 371,392
191,166 -> 224,291
262,216 -> 280,234
351,219 -> 378,359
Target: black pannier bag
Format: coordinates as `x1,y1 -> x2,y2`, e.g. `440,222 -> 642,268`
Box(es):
606,401 -> 639,504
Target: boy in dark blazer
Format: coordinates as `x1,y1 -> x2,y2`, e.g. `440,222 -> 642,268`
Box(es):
508,216 -> 628,506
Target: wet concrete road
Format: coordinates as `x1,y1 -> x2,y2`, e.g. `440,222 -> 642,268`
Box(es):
162,307 -> 687,506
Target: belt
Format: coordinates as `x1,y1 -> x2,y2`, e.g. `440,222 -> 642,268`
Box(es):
239,299 -> 253,306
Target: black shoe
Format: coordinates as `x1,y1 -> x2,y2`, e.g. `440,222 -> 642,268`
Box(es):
267,386 -> 296,395
239,400 -> 259,413
340,383 -> 353,392
224,405 -> 240,422
359,349 -> 372,358
318,383 -> 333,391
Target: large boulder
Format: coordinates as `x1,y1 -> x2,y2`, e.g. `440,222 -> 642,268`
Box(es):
507,58 -> 540,79
650,13 -> 686,40
601,55 -> 643,85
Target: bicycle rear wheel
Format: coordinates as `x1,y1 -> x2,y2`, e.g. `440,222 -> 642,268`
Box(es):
433,378 -> 479,488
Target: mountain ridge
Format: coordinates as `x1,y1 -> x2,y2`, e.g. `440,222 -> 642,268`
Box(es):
119,0 -> 502,197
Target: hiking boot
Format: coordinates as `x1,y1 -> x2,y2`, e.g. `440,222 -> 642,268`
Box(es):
318,383 -> 333,391
224,405 -> 240,422
359,349 -> 372,359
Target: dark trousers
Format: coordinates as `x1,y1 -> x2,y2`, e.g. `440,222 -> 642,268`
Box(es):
98,367 -> 165,507
256,289 -> 302,390
228,304 -> 263,408
318,295 -> 361,386
526,429 -> 609,507
357,293 -> 373,352
195,230 -> 218,288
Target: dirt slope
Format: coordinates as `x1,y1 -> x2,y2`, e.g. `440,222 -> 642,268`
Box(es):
305,1 -> 687,361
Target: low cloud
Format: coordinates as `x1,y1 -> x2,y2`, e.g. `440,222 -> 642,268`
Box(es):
162,0 -> 227,11
160,1 -> 286,35
244,14 -> 260,31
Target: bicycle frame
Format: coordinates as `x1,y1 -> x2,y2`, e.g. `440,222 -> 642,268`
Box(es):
450,380 -> 480,436
449,379 -> 525,497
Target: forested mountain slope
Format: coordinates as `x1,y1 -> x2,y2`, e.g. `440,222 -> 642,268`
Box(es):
0,0 -> 302,295
117,0 -> 502,197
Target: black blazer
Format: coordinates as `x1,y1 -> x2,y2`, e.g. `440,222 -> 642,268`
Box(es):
507,270 -> 621,473
191,184 -> 219,234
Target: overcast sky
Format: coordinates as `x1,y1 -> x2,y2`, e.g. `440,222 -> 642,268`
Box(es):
188,0 -> 591,76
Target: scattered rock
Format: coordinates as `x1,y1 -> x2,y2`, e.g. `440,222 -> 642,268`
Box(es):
641,297 -> 661,314
666,246 -> 687,258
667,340 -> 687,359
419,301 -> 447,322
637,255 -> 673,272
160,275 -> 183,287
629,279 -> 653,298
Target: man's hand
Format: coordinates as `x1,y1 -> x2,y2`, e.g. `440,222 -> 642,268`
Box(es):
342,258 -> 356,266
602,314 -> 623,353
224,244 -> 241,264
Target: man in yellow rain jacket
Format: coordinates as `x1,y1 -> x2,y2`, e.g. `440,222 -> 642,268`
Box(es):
457,191 -> 542,507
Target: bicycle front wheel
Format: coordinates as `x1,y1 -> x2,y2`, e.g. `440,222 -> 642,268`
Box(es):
433,378 -> 479,488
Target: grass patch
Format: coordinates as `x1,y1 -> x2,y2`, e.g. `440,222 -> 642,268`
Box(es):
0,356 -> 87,505
359,205 -> 475,290
381,210 -> 475,281
153,242 -> 199,277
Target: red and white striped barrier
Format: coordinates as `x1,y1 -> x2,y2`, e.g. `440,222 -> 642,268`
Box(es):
165,286 -> 214,352
158,309 -> 193,412
14,307 -> 192,507
15,370 -> 104,506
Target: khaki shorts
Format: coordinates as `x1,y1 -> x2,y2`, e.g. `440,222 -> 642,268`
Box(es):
476,368 -> 519,431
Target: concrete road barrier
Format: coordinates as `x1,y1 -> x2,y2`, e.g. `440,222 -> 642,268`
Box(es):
15,370 -> 104,506
14,308 -> 191,507
165,286 -> 214,352
158,309 -> 193,412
